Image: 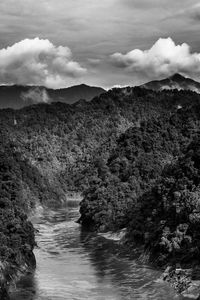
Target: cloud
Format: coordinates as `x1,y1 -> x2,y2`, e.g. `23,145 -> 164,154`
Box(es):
0,38 -> 87,88
0,1 -> 199,89
188,3 -> 200,21
87,58 -> 101,66
21,87 -> 51,104
120,0 -> 191,9
120,0 -> 166,9
168,3 -> 200,23
110,37 -> 200,80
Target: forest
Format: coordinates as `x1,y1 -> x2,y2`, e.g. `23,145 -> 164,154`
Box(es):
1,86 -> 200,294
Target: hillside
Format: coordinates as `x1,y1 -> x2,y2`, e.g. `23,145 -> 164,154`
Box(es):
142,73 -> 200,94
2,87 -> 200,200
0,141 -> 35,297
50,84 -> 105,104
0,84 -> 105,109
1,86 -> 200,295
77,95 -> 200,293
78,100 -> 200,293
2,86 -> 200,200
79,103 -> 200,231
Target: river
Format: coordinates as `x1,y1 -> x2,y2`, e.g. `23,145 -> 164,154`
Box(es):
9,196 -> 182,300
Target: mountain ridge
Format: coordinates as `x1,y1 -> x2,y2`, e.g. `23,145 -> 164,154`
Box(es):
1,85 -> 200,296
141,73 -> 200,93
1,73 -> 200,110
0,84 -> 105,109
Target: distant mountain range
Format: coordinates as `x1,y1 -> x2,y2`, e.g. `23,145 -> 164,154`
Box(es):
0,84 -> 105,109
2,76 -> 200,293
141,73 -> 200,93
1,74 -> 200,109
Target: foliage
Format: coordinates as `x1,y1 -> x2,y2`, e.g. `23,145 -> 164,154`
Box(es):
1,87 -> 200,272
79,103 -> 200,233
0,143 -> 35,270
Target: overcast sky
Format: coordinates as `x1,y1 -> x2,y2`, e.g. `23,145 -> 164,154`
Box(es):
0,0 -> 200,88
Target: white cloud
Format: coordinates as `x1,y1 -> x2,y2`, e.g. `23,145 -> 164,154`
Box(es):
0,38 -> 87,88
110,37 -> 200,80
21,87 -> 50,104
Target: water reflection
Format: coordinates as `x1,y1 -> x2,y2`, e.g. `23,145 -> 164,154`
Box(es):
9,199 -> 182,300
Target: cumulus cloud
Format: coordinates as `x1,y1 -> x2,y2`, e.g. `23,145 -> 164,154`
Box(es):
0,38 -> 87,88
110,37 -> 200,80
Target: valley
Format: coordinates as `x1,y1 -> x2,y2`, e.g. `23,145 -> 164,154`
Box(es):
1,75 -> 200,298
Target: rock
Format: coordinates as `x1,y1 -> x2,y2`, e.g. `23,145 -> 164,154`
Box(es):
162,266 -> 192,294
98,228 -> 127,242
182,281 -> 200,299
162,265 -> 174,280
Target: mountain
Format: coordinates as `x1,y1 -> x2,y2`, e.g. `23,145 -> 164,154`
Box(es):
3,86 -> 199,201
2,86 -> 200,295
141,73 -> 200,93
0,84 -> 105,109
50,84 -> 105,105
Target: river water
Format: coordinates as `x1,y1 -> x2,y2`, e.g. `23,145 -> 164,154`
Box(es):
9,197 -> 182,300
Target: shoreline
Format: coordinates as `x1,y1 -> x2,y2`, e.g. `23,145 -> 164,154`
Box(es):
4,195 -> 200,299
1,251 -> 36,299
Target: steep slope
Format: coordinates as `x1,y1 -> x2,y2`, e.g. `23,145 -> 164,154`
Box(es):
1,87 -> 200,294
0,141 -> 35,298
78,101 -> 200,297
78,100 -> 200,295
50,84 -> 105,104
127,136 -> 200,267
2,87 -> 200,201
0,84 -> 105,109
79,104 -> 200,231
142,73 -> 200,93
3,87 -> 200,194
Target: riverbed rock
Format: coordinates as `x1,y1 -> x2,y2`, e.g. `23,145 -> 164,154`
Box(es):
182,281 -> 200,299
162,266 -> 200,298
98,228 -> 127,242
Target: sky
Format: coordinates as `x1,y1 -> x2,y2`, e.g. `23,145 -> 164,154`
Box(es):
0,0 -> 200,89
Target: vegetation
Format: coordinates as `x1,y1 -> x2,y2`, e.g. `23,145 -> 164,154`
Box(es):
79,100 -> 200,269
2,87 -> 200,197
79,103 -> 200,230
0,140 -> 35,296
128,137 -> 200,266
1,86 -> 200,292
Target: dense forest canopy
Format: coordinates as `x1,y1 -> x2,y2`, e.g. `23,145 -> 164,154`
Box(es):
1,86 -> 200,293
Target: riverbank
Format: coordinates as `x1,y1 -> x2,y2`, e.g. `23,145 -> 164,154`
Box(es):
9,204 -> 181,300
4,185 -> 200,300
0,149 -> 36,298
0,252 -> 36,299
162,266 -> 200,299
78,133 -> 200,298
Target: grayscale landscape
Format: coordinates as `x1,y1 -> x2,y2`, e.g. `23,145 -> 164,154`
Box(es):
1,1 -> 200,299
